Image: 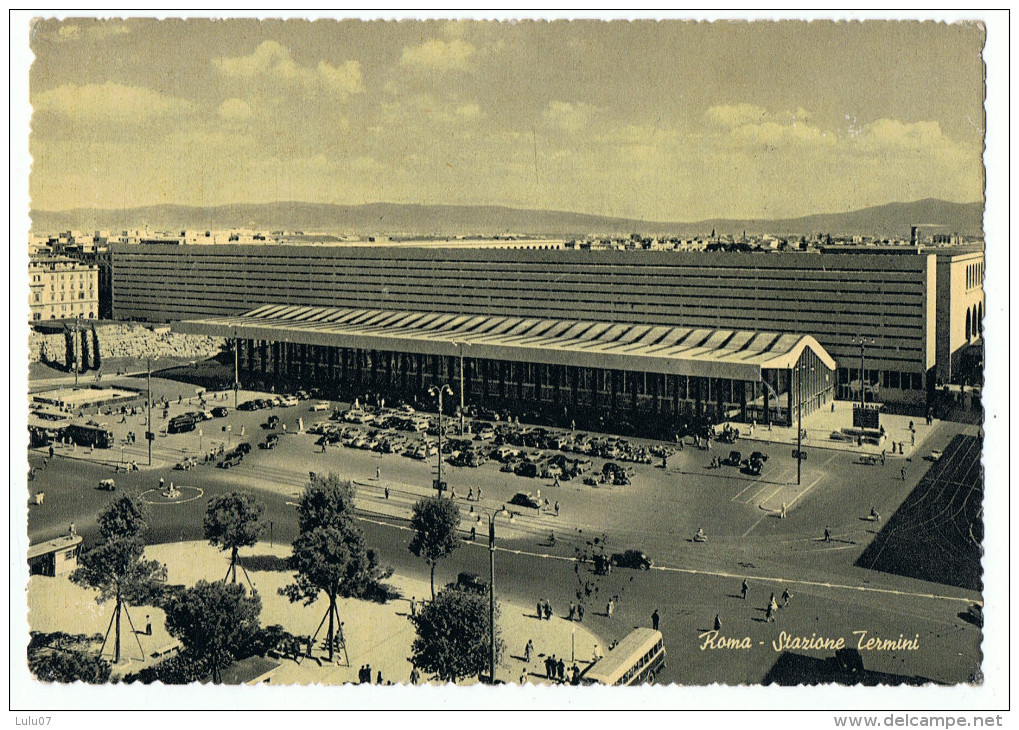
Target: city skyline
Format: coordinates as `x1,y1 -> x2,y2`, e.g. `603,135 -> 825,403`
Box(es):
29,19 -> 985,221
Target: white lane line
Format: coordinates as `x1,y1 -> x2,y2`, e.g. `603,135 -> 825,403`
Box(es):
731,484 -> 756,502
786,474 -> 824,510
354,515 -> 975,605
760,485 -> 783,506
740,515 -> 767,538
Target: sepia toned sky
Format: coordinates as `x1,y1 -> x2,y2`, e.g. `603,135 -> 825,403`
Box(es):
29,18 -> 985,220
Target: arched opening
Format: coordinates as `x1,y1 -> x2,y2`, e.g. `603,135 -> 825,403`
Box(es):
965,309 -> 971,340
978,301 -> 983,333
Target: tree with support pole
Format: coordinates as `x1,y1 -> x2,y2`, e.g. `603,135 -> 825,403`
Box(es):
279,474 -> 392,664
70,497 -> 166,665
409,496 -> 462,601
203,491 -> 266,588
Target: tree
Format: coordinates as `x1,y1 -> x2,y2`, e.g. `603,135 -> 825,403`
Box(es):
203,491 -> 265,584
28,632 -> 111,684
279,473 -> 391,662
410,585 -> 504,683
163,580 -> 262,684
70,497 -> 166,664
408,496 -> 462,600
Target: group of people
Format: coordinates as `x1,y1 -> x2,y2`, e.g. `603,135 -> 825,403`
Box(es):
541,655 -> 580,684
736,579 -> 792,624
536,598 -> 554,621
357,664 -> 383,684
567,602 -> 585,622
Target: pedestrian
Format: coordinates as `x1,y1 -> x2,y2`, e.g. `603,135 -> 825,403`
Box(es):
69,522 -> 76,536
901,466 -> 907,481
606,598 -> 615,617
766,603 -> 775,623
524,639 -> 533,663
48,445 -> 54,459
553,475 -> 560,488
577,604 -> 584,622
145,614 -> 152,635
780,502 -> 787,519
376,466 -> 381,481
569,603 -> 576,621
557,658 -> 565,683
410,667 -> 420,685
714,614 -> 722,631
545,601 -> 553,621
377,670 -> 383,685
911,432 -> 915,446
554,501 -> 560,517
831,402 -> 835,413
467,486 -> 474,501
544,656 -> 552,679
410,596 -> 417,617
651,609 -> 660,631
537,600 -> 544,620
781,588 -> 791,607
477,487 -> 482,501
544,498 -> 550,512
470,526 -> 476,541
769,593 -> 777,612
824,526 -> 832,543
385,486 -> 390,500
741,579 -> 749,600
159,477 -> 165,491
881,450 -> 886,466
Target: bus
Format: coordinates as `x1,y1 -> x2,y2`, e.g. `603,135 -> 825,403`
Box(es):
581,628 -> 666,686
168,414 -> 198,434
63,423 -> 115,449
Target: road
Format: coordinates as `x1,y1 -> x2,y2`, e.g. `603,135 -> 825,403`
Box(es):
25,381 -> 983,685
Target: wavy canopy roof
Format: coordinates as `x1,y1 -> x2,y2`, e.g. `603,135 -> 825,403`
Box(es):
174,304 -> 836,382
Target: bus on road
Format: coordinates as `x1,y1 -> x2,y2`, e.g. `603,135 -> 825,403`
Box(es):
581,628 -> 666,686
63,423 -> 115,449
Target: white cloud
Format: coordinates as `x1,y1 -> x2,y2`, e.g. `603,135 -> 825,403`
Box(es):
401,38 -> 476,71
217,97 -> 252,121
542,101 -> 595,133
213,41 -> 363,99
705,103 -> 768,129
34,82 -> 189,122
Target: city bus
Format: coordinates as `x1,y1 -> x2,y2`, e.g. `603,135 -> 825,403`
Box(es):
63,423 -> 115,449
581,628 -> 666,686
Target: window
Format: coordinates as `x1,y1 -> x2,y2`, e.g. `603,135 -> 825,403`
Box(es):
890,371 -> 900,389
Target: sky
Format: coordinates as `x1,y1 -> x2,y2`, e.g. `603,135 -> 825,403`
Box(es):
28,18 -> 986,221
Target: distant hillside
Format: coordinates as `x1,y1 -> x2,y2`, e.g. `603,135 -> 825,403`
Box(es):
30,198 -> 984,239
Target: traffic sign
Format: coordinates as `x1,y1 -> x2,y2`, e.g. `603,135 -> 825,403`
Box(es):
432,479 -> 447,492
145,431 -> 155,441
791,449 -> 808,460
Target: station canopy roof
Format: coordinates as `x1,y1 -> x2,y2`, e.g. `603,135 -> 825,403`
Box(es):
174,304 -> 837,382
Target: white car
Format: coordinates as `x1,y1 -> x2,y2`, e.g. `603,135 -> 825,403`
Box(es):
310,402 -> 330,412
929,449 -> 944,461
279,395 -> 299,407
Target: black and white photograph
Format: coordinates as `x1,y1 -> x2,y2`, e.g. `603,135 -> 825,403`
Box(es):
10,11 -> 1008,719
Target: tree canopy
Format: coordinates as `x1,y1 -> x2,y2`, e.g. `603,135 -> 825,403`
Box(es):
164,579 -> 262,684
410,585 -> 504,683
28,632 -> 111,684
279,473 -> 391,661
408,496 -> 462,599
203,491 -> 265,583
70,497 -> 166,663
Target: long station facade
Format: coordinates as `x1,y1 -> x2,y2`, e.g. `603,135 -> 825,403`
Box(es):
176,304 -> 837,435
116,242 -> 984,410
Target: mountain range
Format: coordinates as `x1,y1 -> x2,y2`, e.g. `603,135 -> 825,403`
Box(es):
30,198 -> 984,239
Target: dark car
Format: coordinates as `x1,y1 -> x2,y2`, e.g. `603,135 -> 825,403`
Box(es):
509,492 -> 540,509
235,442 -> 252,455
218,452 -> 244,469
452,572 -> 488,594
725,450 -> 742,466
238,400 -> 259,411
611,549 -> 653,570
211,406 -> 229,418
750,451 -> 769,463
260,433 -> 280,450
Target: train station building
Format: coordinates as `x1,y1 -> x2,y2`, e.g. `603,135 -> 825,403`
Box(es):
175,304 -> 837,432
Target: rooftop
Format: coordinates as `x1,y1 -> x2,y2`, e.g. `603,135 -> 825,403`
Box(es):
175,304 -> 836,381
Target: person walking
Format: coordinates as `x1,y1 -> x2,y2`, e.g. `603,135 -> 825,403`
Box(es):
901,466 -> 907,481
577,604 -> 584,622
741,579 -> 749,600
651,609 -> 660,631
376,670 -> 383,685
714,614 -> 722,631
554,500 -> 560,517
410,597 -> 417,617
766,603 -> 776,623
477,487 -> 482,501
537,600 -> 544,620
568,603 -> 576,621
469,525 -> 476,541
375,466 -> 381,481
145,614 -> 152,635
780,502 -> 787,519
881,449 -> 886,466
524,639 -> 533,663
544,656 -> 553,679
781,588 -> 791,607
544,601 -> 553,621
410,667 -> 420,685
824,526 -> 832,543
557,658 -> 565,683
384,486 -> 390,500
467,486 -> 474,501
606,598 -> 614,617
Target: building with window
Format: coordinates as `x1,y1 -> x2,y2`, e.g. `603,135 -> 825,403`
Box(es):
28,255 -> 99,321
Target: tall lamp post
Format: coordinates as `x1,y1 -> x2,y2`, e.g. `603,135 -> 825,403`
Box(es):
146,355 -> 154,466
233,328 -> 241,409
428,384 -> 453,497
487,507 -> 512,684
453,341 -> 468,435
795,361 -> 815,485
853,337 -> 875,409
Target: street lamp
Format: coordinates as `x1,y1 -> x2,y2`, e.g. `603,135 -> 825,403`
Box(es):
852,337 -> 875,409
146,355 -> 157,467
452,341 -> 468,435
486,506 -> 512,684
795,361 -> 815,486
233,328 -> 241,409
428,384 -> 453,497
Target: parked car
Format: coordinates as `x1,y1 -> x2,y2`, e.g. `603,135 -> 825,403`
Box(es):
238,400 -> 260,411
260,433 -> 280,449
279,395 -> 299,407
611,549 -> 653,570
218,452 -> 244,469
211,406 -> 229,418
509,492 -> 540,509
235,442 -> 252,455
724,450 -> 742,467
928,449 -> 944,461
310,402 -> 330,412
